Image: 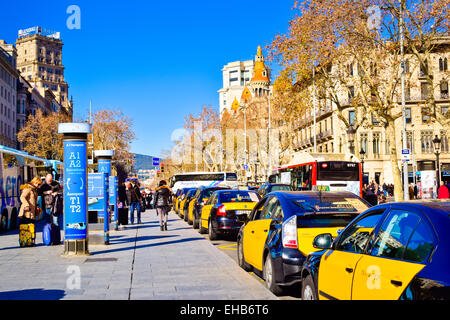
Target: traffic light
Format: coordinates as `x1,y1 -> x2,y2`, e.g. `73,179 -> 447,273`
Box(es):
161,163 -> 165,173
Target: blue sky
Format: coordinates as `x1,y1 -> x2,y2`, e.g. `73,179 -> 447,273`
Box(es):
1,0 -> 295,157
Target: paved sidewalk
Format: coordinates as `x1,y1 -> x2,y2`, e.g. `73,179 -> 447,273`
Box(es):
0,210 -> 277,300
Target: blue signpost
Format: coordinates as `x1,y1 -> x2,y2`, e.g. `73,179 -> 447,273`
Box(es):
109,176 -> 118,230
58,123 -> 91,256
95,150 -> 114,245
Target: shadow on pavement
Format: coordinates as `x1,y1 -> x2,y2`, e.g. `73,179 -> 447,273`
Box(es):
92,237 -> 205,255
0,288 -> 66,300
109,235 -> 179,245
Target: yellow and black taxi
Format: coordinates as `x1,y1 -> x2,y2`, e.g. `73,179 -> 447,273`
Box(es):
188,186 -> 230,229
181,188 -> 198,221
173,189 -> 184,214
199,189 -> 261,240
237,191 -> 370,295
177,188 -> 196,218
301,201 -> 450,300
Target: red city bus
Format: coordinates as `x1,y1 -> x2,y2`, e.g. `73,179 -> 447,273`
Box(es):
269,152 -> 363,197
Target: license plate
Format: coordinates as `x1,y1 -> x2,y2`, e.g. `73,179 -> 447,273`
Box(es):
236,210 -> 251,215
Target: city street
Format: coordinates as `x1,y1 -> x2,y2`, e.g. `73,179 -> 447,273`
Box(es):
0,209 -> 277,300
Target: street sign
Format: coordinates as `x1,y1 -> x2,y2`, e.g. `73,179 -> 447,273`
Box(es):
401,149 -> 411,162
153,157 -> 160,166
243,164 -> 248,170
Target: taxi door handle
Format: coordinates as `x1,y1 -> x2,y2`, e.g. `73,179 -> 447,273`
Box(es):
345,268 -> 354,273
263,229 -> 268,232
391,280 -> 403,287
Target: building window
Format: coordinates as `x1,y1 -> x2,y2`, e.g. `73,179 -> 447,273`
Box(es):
372,113 -> 379,125
419,59 -> 428,77
440,81 -> 449,99
406,131 -> 414,151
421,82 -> 428,100
385,137 -> 390,154
421,131 -> 434,153
360,133 -> 368,154
373,133 -> 381,155
348,86 -> 355,104
441,131 -> 449,153
422,107 -> 431,123
442,106 -> 449,117
349,110 -> 356,125
229,70 -> 239,85
439,57 -> 448,72
404,59 -> 410,73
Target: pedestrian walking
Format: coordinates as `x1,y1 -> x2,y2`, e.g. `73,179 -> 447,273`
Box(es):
38,173 -> 62,227
438,181 -> 450,199
125,181 -> 142,224
153,180 -> 173,231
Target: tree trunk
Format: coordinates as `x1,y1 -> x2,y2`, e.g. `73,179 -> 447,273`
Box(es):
387,120 -> 404,201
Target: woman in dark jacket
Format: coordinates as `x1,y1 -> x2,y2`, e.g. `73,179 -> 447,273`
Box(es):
153,180 -> 173,231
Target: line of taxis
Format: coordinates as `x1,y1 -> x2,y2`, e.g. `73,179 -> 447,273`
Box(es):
172,185 -> 450,300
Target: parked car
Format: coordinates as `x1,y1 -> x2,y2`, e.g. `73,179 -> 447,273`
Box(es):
182,189 -> 198,221
177,188 -> 196,218
199,189 -> 261,240
189,186 -> 231,228
301,201 -> 450,300
258,183 -> 293,197
237,191 -> 370,295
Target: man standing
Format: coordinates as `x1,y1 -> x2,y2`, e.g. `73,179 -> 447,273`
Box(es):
38,173 -> 62,227
125,181 -> 142,224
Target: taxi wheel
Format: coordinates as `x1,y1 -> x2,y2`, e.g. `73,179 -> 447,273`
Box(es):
301,275 -> 318,300
188,215 -> 193,225
193,217 -> 199,229
263,255 -> 283,296
199,220 -> 207,234
184,210 -> 189,222
237,238 -> 252,271
208,220 -> 218,240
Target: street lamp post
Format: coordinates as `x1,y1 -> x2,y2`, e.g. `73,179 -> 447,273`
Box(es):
360,147 -> 366,184
347,126 -> 356,155
433,135 -> 442,194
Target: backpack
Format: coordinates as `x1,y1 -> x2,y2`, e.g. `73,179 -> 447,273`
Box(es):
51,194 -> 63,216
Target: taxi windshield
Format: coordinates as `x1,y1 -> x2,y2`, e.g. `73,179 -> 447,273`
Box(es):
203,188 -> 227,198
271,185 -> 293,192
219,191 -> 259,203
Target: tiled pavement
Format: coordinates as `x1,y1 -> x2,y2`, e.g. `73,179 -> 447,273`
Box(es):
0,210 -> 278,300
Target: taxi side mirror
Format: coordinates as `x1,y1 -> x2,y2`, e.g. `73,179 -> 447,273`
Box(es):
313,233 -> 333,250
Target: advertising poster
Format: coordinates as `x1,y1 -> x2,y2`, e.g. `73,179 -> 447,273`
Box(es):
63,141 -> 88,240
88,173 -> 105,212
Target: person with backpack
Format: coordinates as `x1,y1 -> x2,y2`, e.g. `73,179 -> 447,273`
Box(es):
153,180 -> 173,231
125,181 -> 142,224
38,173 -> 62,227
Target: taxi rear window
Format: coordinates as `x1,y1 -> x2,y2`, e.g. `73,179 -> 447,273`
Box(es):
290,196 -> 369,214
297,214 -> 358,228
219,191 -> 260,203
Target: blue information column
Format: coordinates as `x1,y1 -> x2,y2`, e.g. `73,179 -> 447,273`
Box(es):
109,176 -> 118,231
58,123 -> 92,256
94,150 -> 114,245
